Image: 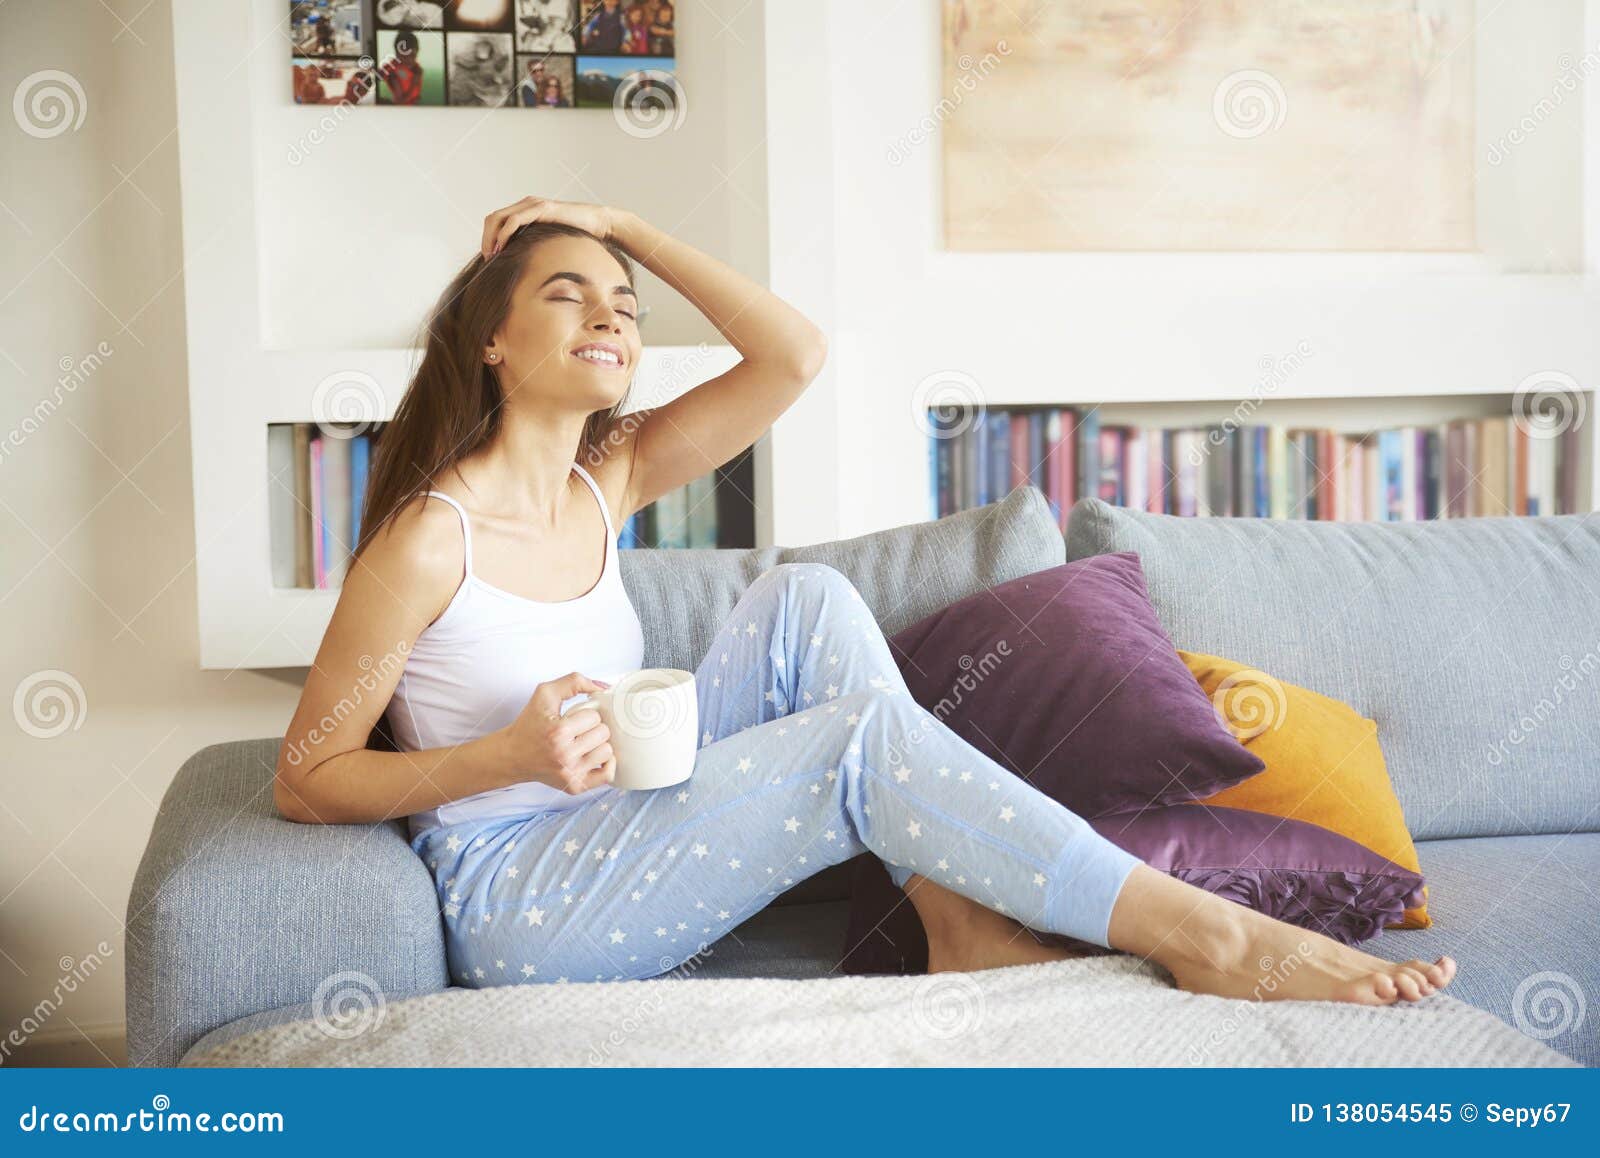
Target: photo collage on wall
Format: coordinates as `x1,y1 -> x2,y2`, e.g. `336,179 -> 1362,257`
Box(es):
290,1 -> 677,111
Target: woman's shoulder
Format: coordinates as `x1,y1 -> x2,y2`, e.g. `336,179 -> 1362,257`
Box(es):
350,492 -> 471,610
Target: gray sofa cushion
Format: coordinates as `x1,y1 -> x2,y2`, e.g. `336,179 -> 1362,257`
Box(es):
125,739 -> 448,1068
1065,499 -> 1600,841
621,485 -> 1065,673
1368,833 -> 1598,1066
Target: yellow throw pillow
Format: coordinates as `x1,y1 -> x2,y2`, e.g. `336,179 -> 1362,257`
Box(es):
1180,651 -> 1430,929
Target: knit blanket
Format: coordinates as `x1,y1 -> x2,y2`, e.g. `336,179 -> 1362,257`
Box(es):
184,956 -> 1571,1068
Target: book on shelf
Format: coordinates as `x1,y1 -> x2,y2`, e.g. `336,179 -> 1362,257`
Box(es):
927,406 -> 1586,525
268,423 -> 378,590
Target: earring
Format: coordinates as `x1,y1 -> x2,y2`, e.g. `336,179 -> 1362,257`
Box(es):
487,353 -> 499,363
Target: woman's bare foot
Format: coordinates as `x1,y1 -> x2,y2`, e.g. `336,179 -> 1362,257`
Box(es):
903,873 -> 1090,973
1109,865 -> 1457,1006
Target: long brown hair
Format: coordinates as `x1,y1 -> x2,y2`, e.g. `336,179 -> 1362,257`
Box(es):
355,222 -> 634,559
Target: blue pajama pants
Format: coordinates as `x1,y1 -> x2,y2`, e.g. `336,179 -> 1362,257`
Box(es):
414,563 -> 1143,986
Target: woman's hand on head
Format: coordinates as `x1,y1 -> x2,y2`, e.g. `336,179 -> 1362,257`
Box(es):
481,196 -> 622,258
498,671 -> 616,794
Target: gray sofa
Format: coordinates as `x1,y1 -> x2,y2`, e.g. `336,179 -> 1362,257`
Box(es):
126,490 -> 1599,1066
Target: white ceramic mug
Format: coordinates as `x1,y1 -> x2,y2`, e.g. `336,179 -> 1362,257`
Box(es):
564,668 -> 698,791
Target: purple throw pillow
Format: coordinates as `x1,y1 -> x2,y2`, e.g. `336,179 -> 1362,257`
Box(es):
840,805 -> 1427,974
1092,806 -> 1427,944
888,553 -> 1263,817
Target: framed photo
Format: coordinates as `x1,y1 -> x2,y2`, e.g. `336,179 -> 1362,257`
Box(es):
515,0 -> 577,53
446,32 -> 515,106
515,53 -> 576,108
576,55 -> 675,110
374,0 -> 445,29
292,57 -> 376,105
444,0 -> 513,31
375,28 -> 446,105
289,1 -> 366,58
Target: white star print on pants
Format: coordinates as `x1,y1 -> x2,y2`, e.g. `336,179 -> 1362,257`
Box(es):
414,563 -> 1141,987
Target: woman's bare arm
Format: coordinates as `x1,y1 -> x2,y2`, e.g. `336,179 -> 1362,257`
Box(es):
477,197 -> 827,521
273,498 -> 612,825
602,209 -> 827,517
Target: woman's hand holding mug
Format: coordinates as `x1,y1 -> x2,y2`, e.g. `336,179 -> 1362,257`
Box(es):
499,672 -> 615,795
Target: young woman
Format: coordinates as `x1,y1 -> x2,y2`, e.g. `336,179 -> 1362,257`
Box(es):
275,196 -> 1456,1001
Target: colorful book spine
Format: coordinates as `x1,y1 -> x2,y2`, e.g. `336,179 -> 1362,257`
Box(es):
349,433 -> 371,546
1043,410 -> 1063,524
268,424 -> 296,589
309,435 -> 326,587
1077,409 -> 1101,504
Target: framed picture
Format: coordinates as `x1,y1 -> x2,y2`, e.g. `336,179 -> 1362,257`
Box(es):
941,0 -> 1474,251
290,1 -> 367,57
577,55 -> 674,110
516,0 -> 577,52
292,57 -> 376,105
288,0 -> 677,111
515,53 -> 575,107
446,32 -> 515,106
374,28 -> 446,105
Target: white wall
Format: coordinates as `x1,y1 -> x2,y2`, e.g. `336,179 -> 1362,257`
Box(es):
252,1 -> 768,349
0,0 -> 768,1054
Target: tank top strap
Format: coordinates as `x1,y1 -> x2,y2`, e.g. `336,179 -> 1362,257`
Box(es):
421,490 -> 474,576
570,462 -> 616,537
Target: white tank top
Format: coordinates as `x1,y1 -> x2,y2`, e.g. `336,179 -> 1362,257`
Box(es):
388,464 -> 645,841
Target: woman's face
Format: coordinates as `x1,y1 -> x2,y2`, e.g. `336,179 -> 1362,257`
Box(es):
487,234 -> 640,416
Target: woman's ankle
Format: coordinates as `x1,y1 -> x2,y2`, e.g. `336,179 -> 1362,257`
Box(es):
1105,864 -> 1252,976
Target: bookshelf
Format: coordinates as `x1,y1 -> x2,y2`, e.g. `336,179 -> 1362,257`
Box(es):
189,342 -> 741,669
926,391 -> 1595,528
268,418 -> 758,590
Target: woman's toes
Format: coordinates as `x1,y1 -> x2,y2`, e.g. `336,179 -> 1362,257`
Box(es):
1390,969 -> 1421,1001
1433,956 -> 1457,986
1371,971 -> 1399,1003
1416,958 -> 1450,989
1401,961 -> 1438,995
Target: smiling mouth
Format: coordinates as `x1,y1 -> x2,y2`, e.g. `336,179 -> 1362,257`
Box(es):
571,346 -> 625,368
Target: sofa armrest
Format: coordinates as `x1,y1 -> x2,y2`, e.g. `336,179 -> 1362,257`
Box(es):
125,739 -> 448,1066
